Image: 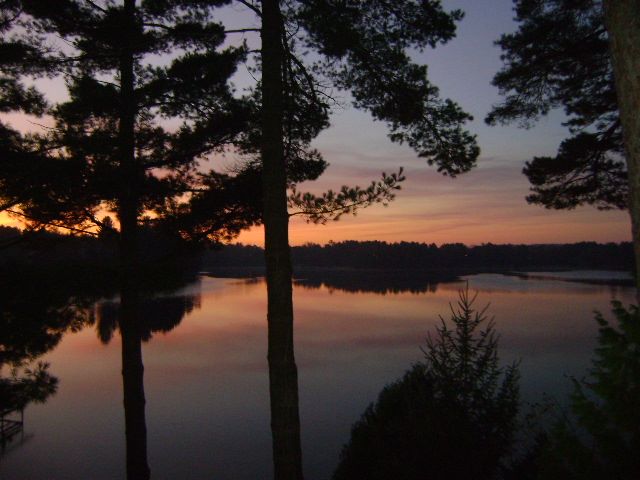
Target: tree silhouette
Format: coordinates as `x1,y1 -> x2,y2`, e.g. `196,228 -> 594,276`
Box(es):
488,0 -> 640,288
207,240 -> 633,272
487,0 -> 625,210
4,3 -> 479,478
333,288 -> 519,480
4,3 -> 254,477
255,2 -> 479,477
0,0 -> 57,217
12,0 -> 255,238
603,1 -> 640,291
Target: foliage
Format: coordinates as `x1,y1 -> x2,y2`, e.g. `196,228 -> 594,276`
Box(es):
0,362 -> 58,412
0,0 -> 48,115
288,168 -> 405,224
0,0 -> 53,214
202,240 -> 634,272
247,0 -> 480,223
539,301 -> 640,479
333,288 -> 519,480
293,0 -> 479,175
0,1 -> 266,244
1,0 -> 482,237
487,0 -> 627,210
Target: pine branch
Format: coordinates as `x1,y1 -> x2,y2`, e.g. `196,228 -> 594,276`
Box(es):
237,0 -> 262,17
288,167 -> 405,223
6,209 -> 99,236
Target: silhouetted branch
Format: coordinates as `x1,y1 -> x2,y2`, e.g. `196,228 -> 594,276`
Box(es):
5,209 -> 99,236
288,168 -> 405,223
224,28 -> 261,34
83,0 -> 107,13
238,0 -> 262,17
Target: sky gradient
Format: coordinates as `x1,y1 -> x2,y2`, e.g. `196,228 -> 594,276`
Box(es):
232,0 -> 629,246
0,0 -> 630,246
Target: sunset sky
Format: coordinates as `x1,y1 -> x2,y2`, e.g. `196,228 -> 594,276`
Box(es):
235,0 -> 629,246
1,0 -> 630,246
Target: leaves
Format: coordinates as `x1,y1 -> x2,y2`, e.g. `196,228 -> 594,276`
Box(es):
524,132 -> 627,210
288,167 -> 405,224
294,0 -> 479,173
487,0 -> 625,209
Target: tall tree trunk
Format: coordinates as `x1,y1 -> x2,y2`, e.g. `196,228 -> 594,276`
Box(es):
118,1 -> 150,479
261,1 -> 304,479
604,0 -> 640,293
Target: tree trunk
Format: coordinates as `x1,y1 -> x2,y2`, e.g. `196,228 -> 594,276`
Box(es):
261,1 -> 304,479
604,0 -> 640,293
118,1 -> 150,478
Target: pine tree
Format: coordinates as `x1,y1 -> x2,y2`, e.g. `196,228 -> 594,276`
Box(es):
11,2 -> 253,477
603,0 -> 640,291
488,0 -> 640,288
334,288 -> 519,480
254,2 -> 479,477
0,0 -> 52,213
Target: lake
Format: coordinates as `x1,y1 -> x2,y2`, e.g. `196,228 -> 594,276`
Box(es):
0,271 -> 634,479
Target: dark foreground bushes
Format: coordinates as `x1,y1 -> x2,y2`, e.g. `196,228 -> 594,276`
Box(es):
334,292 -> 640,480
334,289 -> 519,480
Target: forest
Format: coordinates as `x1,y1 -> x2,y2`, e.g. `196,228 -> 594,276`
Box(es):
204,240 -> 634,272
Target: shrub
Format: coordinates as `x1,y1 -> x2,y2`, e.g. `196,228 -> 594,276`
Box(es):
334,288 -> 519,480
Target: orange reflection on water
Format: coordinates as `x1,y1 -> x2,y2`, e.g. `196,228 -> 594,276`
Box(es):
2,274 -> 635,480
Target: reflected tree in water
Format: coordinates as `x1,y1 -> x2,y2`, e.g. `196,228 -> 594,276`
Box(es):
94,279 -> 201,480
293,269 -> 453,296
95,292 -> 201,345
0,273 -> 98,366
0,362 -> 57,452
0,362 -> 57,415
0,273 -> 98,450
334,288 -> 519,480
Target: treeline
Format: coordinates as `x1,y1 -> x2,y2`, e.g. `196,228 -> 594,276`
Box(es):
202,240 -> 633,272
0,226 -> 200,280
2,229 -> 632,275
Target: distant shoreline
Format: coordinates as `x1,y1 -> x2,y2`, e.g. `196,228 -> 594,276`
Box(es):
202,240 -> 634,283
201,265 -> 634,288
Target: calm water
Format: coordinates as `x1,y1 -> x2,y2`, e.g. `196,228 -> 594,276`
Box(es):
0,272 -> 634,479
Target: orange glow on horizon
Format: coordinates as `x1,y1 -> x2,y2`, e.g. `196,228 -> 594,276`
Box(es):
2,205 -> 629,247
234,208 -> 631,247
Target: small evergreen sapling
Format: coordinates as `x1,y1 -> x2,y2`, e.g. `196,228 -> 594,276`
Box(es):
333,287 -> 520,480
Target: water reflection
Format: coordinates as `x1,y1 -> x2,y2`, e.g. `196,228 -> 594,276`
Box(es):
96,293 -> 201,344
0,363 -> 57,453
0,274 -> 98,454
293,269 -> 458,295
104,277 -> 202,480
0,270 -> 201,474
0,272 -> 635,480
